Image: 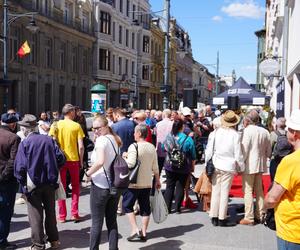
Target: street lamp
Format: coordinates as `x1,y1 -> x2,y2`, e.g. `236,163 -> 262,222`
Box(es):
1,0 -> 39,112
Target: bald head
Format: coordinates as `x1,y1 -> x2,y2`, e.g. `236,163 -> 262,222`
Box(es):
245,109 -> 260,125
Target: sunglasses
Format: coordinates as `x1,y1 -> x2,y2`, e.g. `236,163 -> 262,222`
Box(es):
92,126 -> 102,131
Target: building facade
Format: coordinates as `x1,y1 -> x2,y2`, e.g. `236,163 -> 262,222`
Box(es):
264,0 -> 300,117
254,29 -> 266,92
0,0 -> 95,115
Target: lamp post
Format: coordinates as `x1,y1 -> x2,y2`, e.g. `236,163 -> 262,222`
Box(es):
162,0 -> 170,110
1,0 -> 38,111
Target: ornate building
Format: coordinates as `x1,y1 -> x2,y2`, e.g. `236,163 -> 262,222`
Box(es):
0,0 -> 95,114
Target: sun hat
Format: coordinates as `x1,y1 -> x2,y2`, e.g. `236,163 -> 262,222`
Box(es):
18,114 -> 38,128
286,109 -> 300,131
221,110 -> 240,127
182,107 -> 192,116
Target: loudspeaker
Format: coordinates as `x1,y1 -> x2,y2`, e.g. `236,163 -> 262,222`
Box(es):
227,96 -> 240,110
183,89 -> 197,108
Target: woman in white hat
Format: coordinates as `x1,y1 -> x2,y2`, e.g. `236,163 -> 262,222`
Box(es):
205,110 -> 245,227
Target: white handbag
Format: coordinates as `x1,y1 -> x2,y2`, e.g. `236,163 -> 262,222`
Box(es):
55,174 -> 66,200
150,189 -> 168,224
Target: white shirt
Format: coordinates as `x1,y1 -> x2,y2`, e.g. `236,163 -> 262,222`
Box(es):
205,127 -> 245,173
38,120 -> 50,135
90,134 -> 118,189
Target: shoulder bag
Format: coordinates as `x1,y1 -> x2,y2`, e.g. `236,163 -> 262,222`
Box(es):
205,132 -> 216,177
129,143 -> 141,184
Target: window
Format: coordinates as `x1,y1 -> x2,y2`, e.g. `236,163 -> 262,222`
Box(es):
29,82 -> 37,115
9,27 -> 19,62
45,38 -> 52,68
99,49 -> 111,71
131,61 -> 135,76
59,85 -> 65,111
59,43 -> 66,71
45,0 -> 51,16
82,50 -> 88,74
119,25 -> 122,44
125,59 -> 129,74
143,36 -> 150,53
112,55 -> 116,74
131,32 -> 135,49
34,0 -> 40,11
126,0 -> 130,17
132,4 -> 136,20
72,47 -> 77,73
118,57 -> 122,75
119,0 -> 123,13
44,83 -> 52,111
125,29 -> 129,47
81,87 -> 87,110
71,86 -> 76,105
142,65 -> 149,80
112,22 -> 116,41
29,34 -> 37,65
100,11 -> 111,34
82,11 -> 89,32
64,2 -> 73,25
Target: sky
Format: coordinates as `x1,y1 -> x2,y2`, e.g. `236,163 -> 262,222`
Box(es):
149,0 -> 266,84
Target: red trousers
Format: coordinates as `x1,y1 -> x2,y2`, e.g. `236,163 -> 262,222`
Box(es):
57,161 -> 80,219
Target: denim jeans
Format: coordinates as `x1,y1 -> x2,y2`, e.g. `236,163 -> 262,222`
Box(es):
277,237 -> 300,250
0,182 -> 18,245
89,183 -> 120,250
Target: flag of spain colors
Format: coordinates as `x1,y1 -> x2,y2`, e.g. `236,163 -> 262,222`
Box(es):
17,41 -> 31,58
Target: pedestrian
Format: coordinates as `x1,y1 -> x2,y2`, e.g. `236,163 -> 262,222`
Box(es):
38,112 -> 50,135
133,112 -> 152,143
163,119 -> 196,214
122,124 -> 161,242
14,114 -> 60,250
85,116 -> 122,250
49,104 -> 85,223
264,109 -> 300,250
207,110 -> 245,226
0,113 -> 20,250
240,109 -> 272,225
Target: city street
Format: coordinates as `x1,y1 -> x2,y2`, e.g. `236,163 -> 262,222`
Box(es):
9,165 -> 277,250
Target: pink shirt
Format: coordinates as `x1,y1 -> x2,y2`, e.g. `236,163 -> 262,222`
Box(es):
155,118 -> 174,157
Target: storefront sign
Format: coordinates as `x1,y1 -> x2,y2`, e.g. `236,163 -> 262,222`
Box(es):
276,80 -> 285,118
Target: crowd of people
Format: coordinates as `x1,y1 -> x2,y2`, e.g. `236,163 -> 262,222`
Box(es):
0,104 -> 299,250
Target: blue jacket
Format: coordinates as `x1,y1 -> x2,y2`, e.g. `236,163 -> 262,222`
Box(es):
111,118 -> 135,154
14,133 -> 59,194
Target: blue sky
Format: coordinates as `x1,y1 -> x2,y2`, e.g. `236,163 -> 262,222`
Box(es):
149,0 -> 265,84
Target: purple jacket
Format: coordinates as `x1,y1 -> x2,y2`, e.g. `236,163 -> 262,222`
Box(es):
14,133 -> 59,193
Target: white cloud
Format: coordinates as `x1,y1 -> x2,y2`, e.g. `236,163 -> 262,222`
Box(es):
241,65 -> 257,71
212,15 -> 223,22
221,1 -> 265,19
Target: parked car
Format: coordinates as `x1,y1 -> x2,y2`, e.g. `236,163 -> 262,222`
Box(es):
82,111 -> 94,131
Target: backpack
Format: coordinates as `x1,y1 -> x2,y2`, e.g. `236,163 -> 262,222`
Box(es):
273,131 -> 293,159
106,136 -> 130,189
167,135 -> 189,169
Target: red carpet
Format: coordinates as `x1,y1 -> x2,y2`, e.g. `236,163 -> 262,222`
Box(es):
229,175 -> 271,198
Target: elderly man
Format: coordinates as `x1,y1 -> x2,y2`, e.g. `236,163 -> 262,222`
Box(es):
264,109 -> 300,250
240,109 -> 272,225
14,115 -> 60,250
0,113 -> 20,250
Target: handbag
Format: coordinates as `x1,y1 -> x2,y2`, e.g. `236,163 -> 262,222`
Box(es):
263,209 -> 276,231
150,189 -> 168,224
129,143 -> 141,184
55,174 -> 66,200
205,132 -> 216,177
84,137 -> 95,152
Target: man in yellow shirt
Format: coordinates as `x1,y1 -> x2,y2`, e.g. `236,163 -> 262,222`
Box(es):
49,104 -> 85,223
264,109 -> 300,250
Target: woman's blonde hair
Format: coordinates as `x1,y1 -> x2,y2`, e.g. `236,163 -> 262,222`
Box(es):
94,115 -> 122,147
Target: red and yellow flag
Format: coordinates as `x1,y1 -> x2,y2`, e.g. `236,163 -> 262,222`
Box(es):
17,41 -> 31,58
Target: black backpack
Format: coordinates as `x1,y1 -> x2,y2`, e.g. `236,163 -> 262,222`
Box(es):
106,136 -> 130,189
167,135 -> 189,169
273,131 -> 293,159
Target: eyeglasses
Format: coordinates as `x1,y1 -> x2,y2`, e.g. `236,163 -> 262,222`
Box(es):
92,126 -> 102,131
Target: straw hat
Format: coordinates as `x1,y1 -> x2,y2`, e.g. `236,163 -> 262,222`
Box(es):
286,109 -> 300,131
221,110 -> 240,127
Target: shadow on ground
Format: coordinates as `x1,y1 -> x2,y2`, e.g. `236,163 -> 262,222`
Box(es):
140,239 -> 184,250
147,223 -> 203,239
